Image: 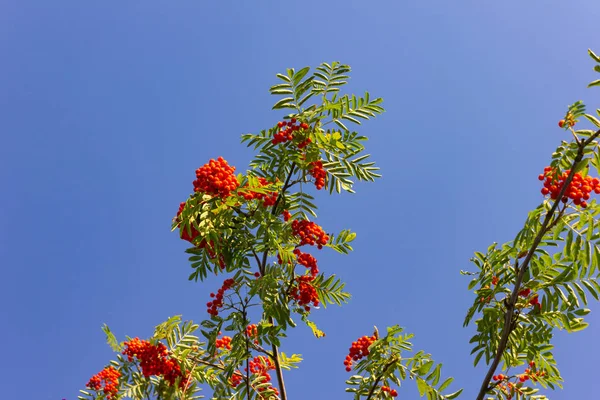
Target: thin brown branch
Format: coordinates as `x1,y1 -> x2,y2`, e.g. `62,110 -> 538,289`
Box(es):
257,162 -> 297,400
475,130 -> 600,400
259,163 -> 297,275
365,357 -> 398,400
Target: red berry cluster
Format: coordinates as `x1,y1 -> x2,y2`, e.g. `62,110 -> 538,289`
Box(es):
193,157 -> 239,198
290,275 -> 320,312
293,248 -> 319,276
215,335 -> 232,350
493,362 -> 546,396
539,166 -> 600,208
291,219 -> 329,249
528,293 -> 541,309
195,240 -> 226,269
282,209 -> 292,222
229,357 -> 279,397
122,338 -> 184,387
344,335 -> 377,372
493,373 -> 506,381
309,160 -> 326,190
517,288 -> 540,309
521,361 -> 546,382
381,386 -> 398,398
176,202 -> 200,243
272,119 -> 310,145
207,278 -> 236,316
297,137 -> 312,149
558,113 -> 576,128
242,177 -> 278,207
86,366 -> 121,399
229,371 -> 244,388
247,356 -> 279,397
491,276 -> 499,286
246,324 -> 258,338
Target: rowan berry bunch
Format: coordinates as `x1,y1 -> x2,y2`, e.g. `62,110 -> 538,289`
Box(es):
539,166 -> 600,208
515,288 -> 541,309
558,113 -> 576,128
246,324 -> 258,338
229,372 -> 243,388
293,248 -> 319,277
343,334 -> 377,372
242,177 -> 279,207
297,137 -> 312,149
381,385 -> 398,398
528,293 -> 541,309
309,160 -> 326,190
193,157 -> 239,198
86,366 -> 121,400
121,338 -> 185,387
518,288 -> 531,297
282,209 -> 292,222
207,278 -> 236,316
271,119 -> 310,145
215,335 -> 232,350
176,202 -> 200,243
291,219 -> 329,248
493,362 -> 547,399
248,356 -> 279,397
290,275 -> 320,312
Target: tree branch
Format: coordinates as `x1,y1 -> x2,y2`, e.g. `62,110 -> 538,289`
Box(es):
258,162 -> 297,400
475,130 -> 600,400
365,357 -> 398,400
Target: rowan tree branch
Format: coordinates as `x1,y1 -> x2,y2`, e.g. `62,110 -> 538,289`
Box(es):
365,357 -> 398,400
258,162 -> 296,400
475,130 -> 600,400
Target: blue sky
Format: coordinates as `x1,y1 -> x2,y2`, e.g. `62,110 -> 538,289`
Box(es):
2,1 -> 600,399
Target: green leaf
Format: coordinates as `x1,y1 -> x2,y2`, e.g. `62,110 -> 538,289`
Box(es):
270,89 -> 294,95
438,377 -> 454,392
589,49 -> 600,63
588,79 -> 600,88
584,114 -> 600,128
276,73 -> 291,82
292,67 -> 310,86
416,377 -> 428,396
418,360 -> 434,375
573,158 -> 589,173
272,97 -> 296,109
333,119 -> 349,132
427,364 -> 441,385
445,389 -> 464,399
102,324 -> 122,352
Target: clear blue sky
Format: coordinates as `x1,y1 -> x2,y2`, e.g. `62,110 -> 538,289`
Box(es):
2,1 -> 599,399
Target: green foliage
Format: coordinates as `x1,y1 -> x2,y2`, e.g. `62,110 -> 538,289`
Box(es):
465,52 -> 600,399
345,326 -> 462,400
83,50 -> 600,400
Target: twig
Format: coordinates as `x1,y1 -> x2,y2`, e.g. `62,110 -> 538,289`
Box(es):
365,357 -> 398,400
